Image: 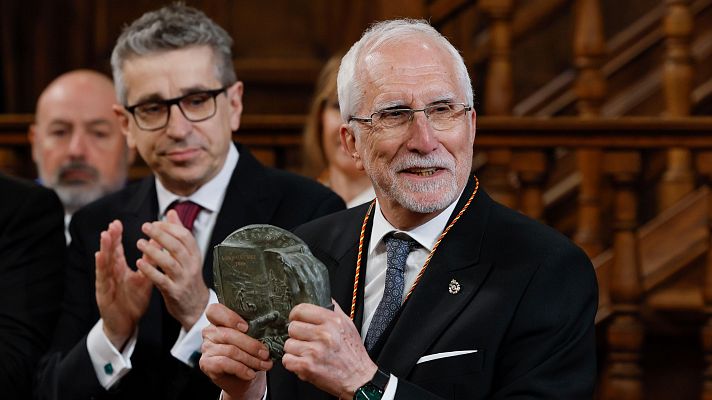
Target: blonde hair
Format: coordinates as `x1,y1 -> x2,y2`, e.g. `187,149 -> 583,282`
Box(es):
301,55 -> 342,180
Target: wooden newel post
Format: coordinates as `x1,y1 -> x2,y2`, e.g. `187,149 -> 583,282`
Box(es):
696,152 -> 712,400
481,0 -> 517,209
659,0 -> 695,210
573,0 -> 606,257
602,151 -> 644,400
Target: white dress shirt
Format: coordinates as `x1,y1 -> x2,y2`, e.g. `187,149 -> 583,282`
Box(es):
346,186 -> 376,209
360,190 -> 463,399
87,143 -> 239,389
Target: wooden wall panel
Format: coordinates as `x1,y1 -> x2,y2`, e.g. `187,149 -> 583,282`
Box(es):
0,0 -> 434,115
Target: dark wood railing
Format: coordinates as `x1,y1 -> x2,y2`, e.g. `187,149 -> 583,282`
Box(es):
4,114 -> 712,398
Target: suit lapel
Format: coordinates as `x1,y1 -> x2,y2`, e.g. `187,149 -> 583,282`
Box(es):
203,146 -> 280,285
117,178 -> 170,351
122,177 -> 158,269
375,181 -> 495,378
330,203 -> 375,332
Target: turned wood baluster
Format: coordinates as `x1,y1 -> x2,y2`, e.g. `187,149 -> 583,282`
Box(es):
601,151 -> 644,400
659,0 -> 695,210
696,152 -> 712,400
481,0 -> 517,209
512,150 -> 547,221
573,0 -> 606,257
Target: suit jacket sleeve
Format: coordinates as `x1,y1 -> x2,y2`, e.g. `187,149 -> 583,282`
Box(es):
394,244 -> 598,400
0,180 -> 65,399
34,215 -> 107,399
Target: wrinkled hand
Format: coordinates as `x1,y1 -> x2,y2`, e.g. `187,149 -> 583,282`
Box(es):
95,220 -> 153,349
136,210 -> 208,330
282,300 -> 377,399
201,303 -> 273,400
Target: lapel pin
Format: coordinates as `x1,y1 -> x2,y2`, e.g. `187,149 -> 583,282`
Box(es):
448,279 -> 461,294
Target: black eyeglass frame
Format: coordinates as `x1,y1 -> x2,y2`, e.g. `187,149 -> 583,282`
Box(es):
347,102 -> 472,129
124,86 -> 229,131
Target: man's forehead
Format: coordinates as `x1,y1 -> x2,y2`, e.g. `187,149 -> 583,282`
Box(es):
121,46 -> 221,103
359,41 -> 461,108
37,91 -> 116,125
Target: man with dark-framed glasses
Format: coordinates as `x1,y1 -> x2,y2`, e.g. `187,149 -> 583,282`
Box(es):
201,18 -> 597,400
35,4 -> 343,399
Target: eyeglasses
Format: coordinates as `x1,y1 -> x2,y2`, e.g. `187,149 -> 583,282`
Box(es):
124,87 -> 228,131
348,102 -> 471,134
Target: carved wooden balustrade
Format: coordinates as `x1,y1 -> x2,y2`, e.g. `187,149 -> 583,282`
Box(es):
2,114 -> 712,397
3,114 -> 712,398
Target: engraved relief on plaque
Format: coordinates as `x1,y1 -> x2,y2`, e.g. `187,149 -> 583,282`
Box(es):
213,224 -> 331,360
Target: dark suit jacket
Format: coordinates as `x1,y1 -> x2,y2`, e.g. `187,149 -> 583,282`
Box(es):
277,176 -> 598,399
35,145 -> 344,400
0,174 -> 65,399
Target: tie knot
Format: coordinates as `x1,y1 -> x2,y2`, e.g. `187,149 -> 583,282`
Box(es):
169,200 -> 202,232
384,233 -> 416,272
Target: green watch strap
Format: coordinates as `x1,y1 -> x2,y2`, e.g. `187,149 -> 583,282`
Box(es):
354,383 -> 384,400
354,369 -> 389,400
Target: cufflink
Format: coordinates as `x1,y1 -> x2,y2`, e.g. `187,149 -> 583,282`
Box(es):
189,351 -> 202,366
104,363 -> 114,375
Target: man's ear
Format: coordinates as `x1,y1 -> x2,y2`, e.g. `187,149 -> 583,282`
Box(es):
28,124 -> 38,163
227,81 -> 244,132
340,124 -> 364,171
113,104 -> 136,148
469,107 -> 477,141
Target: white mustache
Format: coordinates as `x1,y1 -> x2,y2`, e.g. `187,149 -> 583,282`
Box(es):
391,153 -> 456,172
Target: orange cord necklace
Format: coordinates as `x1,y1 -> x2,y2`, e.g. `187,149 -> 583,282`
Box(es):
349,175 -> 479,320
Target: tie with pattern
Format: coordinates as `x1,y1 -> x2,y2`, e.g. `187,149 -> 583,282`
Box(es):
169,200 -> 202,232
365,233 -> 417,351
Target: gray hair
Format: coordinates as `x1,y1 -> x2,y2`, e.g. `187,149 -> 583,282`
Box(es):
337,19 -> 473,123
110,3 -> 236,104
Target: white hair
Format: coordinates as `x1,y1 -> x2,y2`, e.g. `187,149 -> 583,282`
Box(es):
336,19 -> 473,123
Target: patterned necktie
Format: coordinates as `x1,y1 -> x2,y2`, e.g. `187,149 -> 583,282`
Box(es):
169,200 -> 202,232
365,233 -> 417,351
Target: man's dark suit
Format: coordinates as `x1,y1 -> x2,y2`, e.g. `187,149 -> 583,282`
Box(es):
274,176 -> 598,399
35,145 -> 344,400
0,174 -> 65,399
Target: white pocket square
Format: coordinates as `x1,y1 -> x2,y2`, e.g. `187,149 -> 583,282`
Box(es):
416,349 -> 478,364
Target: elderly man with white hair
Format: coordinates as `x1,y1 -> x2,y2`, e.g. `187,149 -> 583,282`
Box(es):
201,19 -> 597,400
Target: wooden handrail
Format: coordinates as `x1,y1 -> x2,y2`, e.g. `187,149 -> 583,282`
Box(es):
4,114 -> 712,148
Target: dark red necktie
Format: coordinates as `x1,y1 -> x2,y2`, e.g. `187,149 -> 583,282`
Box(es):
169,200 -> 202,232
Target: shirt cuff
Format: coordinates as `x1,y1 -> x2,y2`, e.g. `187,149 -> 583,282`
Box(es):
171,289 -> 219,367
381,374 -> 398,400
218,387 -> 267,400
86,319 -> 137,389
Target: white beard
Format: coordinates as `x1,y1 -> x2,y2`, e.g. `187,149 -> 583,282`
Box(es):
365,152 -> 459,214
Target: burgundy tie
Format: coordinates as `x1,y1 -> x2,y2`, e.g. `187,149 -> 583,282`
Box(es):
169,200 -> 202,232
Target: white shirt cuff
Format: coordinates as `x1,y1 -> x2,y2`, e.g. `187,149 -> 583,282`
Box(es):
218,386 -> 267,400
171,289 -> 219,367
381,374 -> 398,400
86,319 -> 137,389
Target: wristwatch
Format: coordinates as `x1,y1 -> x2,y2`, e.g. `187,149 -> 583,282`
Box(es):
354,368 -> 390,400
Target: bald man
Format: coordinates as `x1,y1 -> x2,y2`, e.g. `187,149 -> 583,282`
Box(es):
30,70 -> 132,240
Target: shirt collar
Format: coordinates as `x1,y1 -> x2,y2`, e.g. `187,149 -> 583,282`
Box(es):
369,188 -> 464,254
156,143 -> 239,217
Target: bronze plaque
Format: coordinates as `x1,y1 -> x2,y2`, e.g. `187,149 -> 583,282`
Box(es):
213,224 -> 331,360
